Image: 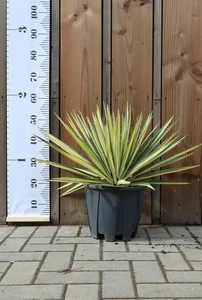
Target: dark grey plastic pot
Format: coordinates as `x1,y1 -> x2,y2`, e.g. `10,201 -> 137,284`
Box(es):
85,185 -> 144,242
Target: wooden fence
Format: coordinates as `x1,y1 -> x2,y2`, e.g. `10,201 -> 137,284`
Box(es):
0,0 -> 202,225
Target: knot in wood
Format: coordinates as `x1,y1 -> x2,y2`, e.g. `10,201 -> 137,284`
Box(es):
190,63 -> 202,84
71,14 -> 78,22
119,28 -> 127,35
123,0 -> 131,11
82,4 -> 88,12
140,0 -> 152,5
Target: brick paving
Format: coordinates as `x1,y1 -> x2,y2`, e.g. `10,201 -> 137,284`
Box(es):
0,226 -> 202,299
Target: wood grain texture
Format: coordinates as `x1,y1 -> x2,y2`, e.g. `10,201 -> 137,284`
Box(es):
103,0 -> 112,109
0,0 -> 7,224
60,0 -> 102,224
50,0 -> 60,224
152,0 -> 162,223
112,0 -> 153,224
162,0 -> 202,224
112,0 -> 152,113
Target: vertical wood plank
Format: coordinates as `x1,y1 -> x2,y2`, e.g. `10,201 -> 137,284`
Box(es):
152,0 -> 162,223
112,0 -> 153,224
162,0 -> 202,224
112,0 -> 153,113
103,0 -> 112,108
0,0 -> 7,224
50,0 -> 60,224
60,0 -> 102,224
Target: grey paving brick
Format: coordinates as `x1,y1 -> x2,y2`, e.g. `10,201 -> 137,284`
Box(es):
0,238 -> 27,252
54,237 -> 98,244
32,226 -> 58,237
28,237 -> 52,244
158,253 -> 190,270
72,261 -> 129,271
190,261 -> 202,270
0,261 -> 40,285
65,284 -> 99,300
36,271 -> 99,284
41,252 -> 72,271
127,237 -> 149,245
129,244 -> 178,252
0,263 -> 10,273
0,227 -> 14,239
23,243 -> 74,252
0,252 -> 44,262
103,251 -> 155,261
57,226 -> 79,237
188,226 -> 202,237
147,227 -> 170,238
80,226 -> 91,237
136,227 -> 147,238
179,245 -> 202,261
74,244 -> 100,260
103,241 -> 126,252
151,237 -> 197,245
133,261 -> 165,283
137,283 -> 202,298
0,285 -> 63,300
167,226 -> 192,238
10,226 -> 36,238
103,271 -> 134,298
167,271 -> 202,282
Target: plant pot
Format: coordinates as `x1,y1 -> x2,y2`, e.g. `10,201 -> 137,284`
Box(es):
85,185 -> 144,242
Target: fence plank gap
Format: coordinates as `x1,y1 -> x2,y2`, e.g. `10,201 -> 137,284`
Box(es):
152,0 -> 162,224
102,0 -> 112,111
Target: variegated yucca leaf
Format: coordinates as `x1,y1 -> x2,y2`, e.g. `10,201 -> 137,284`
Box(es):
37,104 -> 201,195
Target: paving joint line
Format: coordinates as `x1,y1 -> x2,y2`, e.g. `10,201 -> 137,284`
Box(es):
61,284 -> 68,300
186,226 -> 202,247
100,240 -> 103,260
68,244 -> 77,271
155,252 -> 169,282
145,227 -> 152,244
175,244 -> 194,271
50,225 -> 61,244
77,226 -> 82,237
0,261 -> 13,282
165,226 -> 172,237
19,226 -> 39,252
31,251 -> 49,284
128,260 -> 138,299
0,226 -> 18,245
98,271 -> 103,300
125,240 -> 129,252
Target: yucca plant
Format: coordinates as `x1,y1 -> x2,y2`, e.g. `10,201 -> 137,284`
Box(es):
37,104 -> 201,195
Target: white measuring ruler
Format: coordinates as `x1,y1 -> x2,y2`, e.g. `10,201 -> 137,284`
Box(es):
7,0 -> 50,222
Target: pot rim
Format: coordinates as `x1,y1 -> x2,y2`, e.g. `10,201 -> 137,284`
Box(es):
85,184 -> 145,191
